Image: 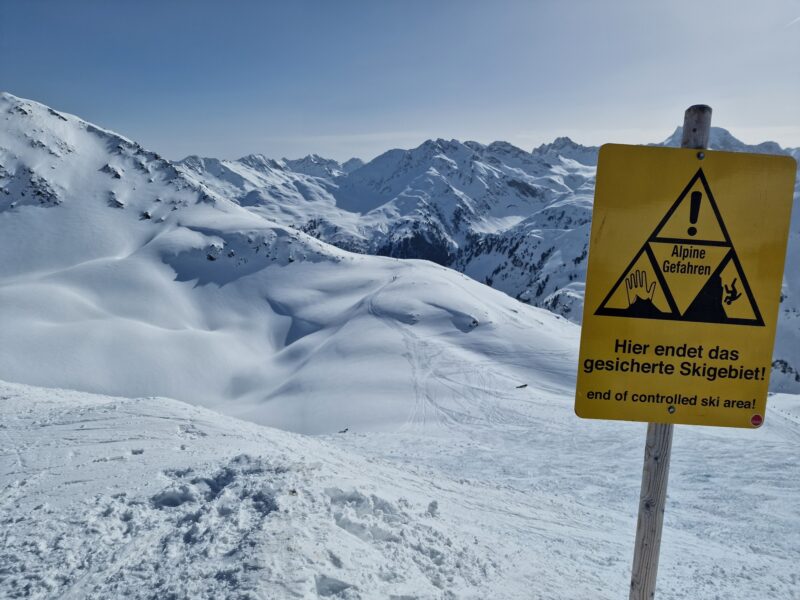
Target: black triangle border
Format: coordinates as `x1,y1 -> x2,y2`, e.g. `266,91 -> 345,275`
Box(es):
650,169 -> 732,246
594,168 -> 764,327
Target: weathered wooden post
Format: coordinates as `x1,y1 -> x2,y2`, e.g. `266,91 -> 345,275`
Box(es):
628,104 -> 712,600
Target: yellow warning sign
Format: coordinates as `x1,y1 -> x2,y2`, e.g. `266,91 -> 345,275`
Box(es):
576,144 -> 796,428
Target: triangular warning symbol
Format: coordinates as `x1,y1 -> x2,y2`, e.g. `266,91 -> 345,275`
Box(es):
595,169 -> 763,326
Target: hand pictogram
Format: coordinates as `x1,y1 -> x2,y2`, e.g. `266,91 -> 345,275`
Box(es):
625,270 -> 656,306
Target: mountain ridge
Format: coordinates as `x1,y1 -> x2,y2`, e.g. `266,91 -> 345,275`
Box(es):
1,91 -> 798,392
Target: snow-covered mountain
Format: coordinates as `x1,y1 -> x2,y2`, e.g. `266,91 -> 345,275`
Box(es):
0,92 -> 577,433
179,136 -> 598,280
2,92 -> 800,599
0,92 -> 797,400
177,119 -> 800,391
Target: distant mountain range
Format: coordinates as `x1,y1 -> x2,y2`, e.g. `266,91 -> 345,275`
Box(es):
1,91 -> 799,393
175,117 -> 800,391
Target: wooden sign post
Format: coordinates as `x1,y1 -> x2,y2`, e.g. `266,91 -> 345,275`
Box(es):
575,103 -> 796,598
628,105 -> 712,600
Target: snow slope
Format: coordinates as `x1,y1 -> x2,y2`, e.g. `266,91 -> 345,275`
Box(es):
0,381 -> 501,599
181,126 -> 800,392
3,379 -> 800,599
0,92 -> 576,434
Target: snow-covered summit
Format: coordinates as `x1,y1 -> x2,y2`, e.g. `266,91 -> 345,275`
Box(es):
282,153 -> 347,178
532,136 -> 600,165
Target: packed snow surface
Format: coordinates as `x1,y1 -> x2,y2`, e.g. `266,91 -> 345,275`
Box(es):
3,381 -> 800,599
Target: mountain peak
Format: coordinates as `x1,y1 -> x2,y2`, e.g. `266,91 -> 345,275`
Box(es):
341,157 -> 364,174
0,91 -> 30,107
237,153 -> 284,171
485,140 -> 527,153
419,138 -> 465,151
282,154 -> 343,178
661,126 -> 785,155
532,136 -> 598,165
533,136 -> 583,153
552,136 -> 578,146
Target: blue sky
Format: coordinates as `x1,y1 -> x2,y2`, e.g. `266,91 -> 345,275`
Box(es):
2,0 -> 800,161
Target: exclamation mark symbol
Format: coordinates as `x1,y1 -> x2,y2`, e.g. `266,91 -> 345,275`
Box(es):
688,191 -> 701,236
